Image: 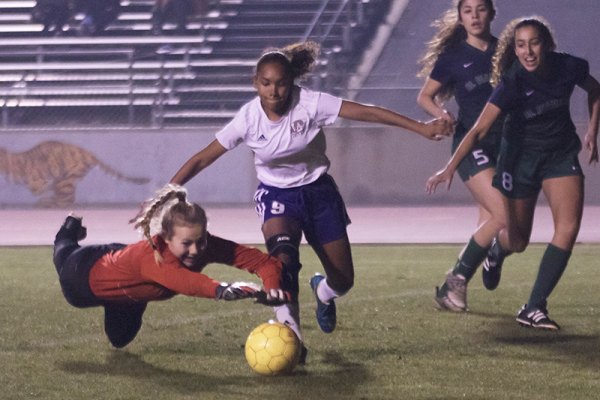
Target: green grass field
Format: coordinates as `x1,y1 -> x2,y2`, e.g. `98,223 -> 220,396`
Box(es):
1,244 -> 599,400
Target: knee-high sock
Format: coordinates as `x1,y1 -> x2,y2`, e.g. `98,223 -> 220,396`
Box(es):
274,302 -> 302,341
527,244 -> 571,310
317,278 -> 341,304
452,237 -> 488,281
273,261 -> 302,341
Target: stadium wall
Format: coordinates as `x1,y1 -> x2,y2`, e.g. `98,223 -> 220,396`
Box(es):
1,125 -> 598,208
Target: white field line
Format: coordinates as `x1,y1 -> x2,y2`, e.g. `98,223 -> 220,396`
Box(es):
28,284 -> 528,349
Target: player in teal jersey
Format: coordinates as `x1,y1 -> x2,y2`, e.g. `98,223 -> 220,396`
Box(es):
427,16 -> 599,329
418,0 -> 506,312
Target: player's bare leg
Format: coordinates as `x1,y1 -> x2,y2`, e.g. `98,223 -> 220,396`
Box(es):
262,217 -> 305,358
435,169 -> 506,310
309,235 -> 354,333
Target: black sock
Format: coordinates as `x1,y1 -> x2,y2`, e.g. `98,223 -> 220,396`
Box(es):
527,244 -> 571,310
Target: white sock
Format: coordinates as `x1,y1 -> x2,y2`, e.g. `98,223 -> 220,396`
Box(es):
317,278 -> 340,304
273,302 -> 302,342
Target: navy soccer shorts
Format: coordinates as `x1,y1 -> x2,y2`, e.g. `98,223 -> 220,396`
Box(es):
254,174 -> 351,246
492,139 -> 583,199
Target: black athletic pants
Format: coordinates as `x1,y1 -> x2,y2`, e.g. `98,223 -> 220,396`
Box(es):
53,220 -> 147,348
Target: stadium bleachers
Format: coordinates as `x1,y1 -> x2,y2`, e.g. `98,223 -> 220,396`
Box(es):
0,0 -> 391,128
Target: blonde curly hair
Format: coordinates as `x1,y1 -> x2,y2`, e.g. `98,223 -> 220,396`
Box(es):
130,184 -> 207,264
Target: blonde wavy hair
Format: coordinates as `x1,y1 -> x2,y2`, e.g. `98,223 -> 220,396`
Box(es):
130,184 -> 207,264
417,0 -> 496,100
490,16 -> 556,86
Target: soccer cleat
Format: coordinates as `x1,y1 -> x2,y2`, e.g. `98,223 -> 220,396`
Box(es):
482,237 -> 505,290
434,285 -> 465,312
516,304 -> 560,330
433,270 -> 468,312
298,344 -> 308,365
309,274 -> 336,333
61,214 -> 87,241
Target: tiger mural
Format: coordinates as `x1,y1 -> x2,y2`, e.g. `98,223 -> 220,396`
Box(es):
0,141 -> 150,207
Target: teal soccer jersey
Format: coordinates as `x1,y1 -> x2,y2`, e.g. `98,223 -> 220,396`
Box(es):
430,39 -> 503,180
431,39 -> 503,142
489,52 -> 589,198
489,52 -> 589,152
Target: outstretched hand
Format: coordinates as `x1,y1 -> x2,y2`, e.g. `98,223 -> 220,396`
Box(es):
425,167 -> 455,194
422,118 -> 455,141
440,109 -> 457,125
216,282 -> 291,305
254,289 -> 292,306
216,281 -> 261,301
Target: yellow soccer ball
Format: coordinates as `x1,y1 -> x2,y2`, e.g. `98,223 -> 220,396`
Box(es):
245,321 -> 301,376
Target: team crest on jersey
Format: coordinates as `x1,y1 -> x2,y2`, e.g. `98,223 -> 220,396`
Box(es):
290,120 -> 306,137
465,72 -> 491,92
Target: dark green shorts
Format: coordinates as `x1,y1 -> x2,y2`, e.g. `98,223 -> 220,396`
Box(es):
492,139 -> 583,199
456,141 -> 499,182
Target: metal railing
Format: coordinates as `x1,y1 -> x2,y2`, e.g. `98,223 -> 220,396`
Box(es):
300,0 -> 379,94
302,0 -> 363,48
0,37 -> 204,128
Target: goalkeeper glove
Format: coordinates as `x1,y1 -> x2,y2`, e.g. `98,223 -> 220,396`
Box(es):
215,282 -> 260,301
254,288 -> 292,306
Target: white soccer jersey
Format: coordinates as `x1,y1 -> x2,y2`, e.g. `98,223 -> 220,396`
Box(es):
216,86 -> 343,188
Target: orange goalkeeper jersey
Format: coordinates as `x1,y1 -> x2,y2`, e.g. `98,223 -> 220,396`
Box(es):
89,233 -> 282,303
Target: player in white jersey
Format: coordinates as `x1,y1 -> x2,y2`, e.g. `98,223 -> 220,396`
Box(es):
170,41 -> 453,361
216,84 -> 340,188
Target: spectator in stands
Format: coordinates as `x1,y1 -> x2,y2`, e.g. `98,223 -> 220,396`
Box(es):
417,0 -> 506,312
76,0 -> 121,36
426,17 -> 600,330
31,0 -> 70,36
169,41 -> 452,360
152,0 -> 210,35
53,184 -> 289,348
